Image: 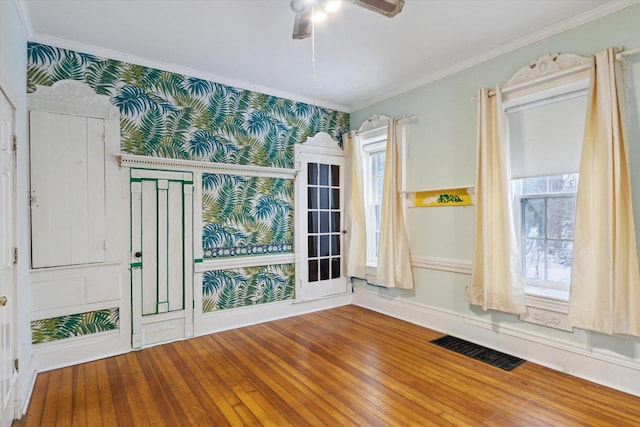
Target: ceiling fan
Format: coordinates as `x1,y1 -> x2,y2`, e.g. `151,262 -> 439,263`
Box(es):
290,0 -> 405,40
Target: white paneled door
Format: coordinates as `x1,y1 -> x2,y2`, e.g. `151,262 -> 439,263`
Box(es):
130,169 -> 194,348
295,144 -> 348,300
0,90 -> 16,426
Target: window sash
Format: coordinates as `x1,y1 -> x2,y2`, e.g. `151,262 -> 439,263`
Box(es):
362,138 -> 386,267
517,192 -> 576,290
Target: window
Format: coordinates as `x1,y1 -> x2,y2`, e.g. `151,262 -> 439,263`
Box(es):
506,83 -> 588,300
360,130 -> 386,267
513,174 -> 578,297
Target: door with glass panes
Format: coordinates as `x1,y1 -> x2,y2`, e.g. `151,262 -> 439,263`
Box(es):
296,149 -> 347,300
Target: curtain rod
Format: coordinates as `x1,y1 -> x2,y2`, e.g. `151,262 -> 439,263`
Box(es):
617,47 -> 640,60
398,114 -> 417,124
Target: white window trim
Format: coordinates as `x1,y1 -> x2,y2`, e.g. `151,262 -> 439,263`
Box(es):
505,80 -> 589,311
359,128 -> 387,270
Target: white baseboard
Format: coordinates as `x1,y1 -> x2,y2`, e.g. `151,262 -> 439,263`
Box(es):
16,356 -> 37,417
196,293 -> 353,336
33,330 -> 130,373
353,287 -> 640,397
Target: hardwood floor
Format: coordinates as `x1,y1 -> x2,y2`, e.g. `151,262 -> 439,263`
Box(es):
14,305 -> 640,426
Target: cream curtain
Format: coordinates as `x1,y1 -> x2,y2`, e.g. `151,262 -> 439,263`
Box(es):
375,119 -> 414,289
467,87 -> 527,314
343,131 -> 366,278
569,48 -> 640,336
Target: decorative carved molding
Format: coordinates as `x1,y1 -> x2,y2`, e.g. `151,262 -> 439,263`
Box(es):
295,132 -> 344,162
504,53 -> 592,89
358,114 -> 390,133
117,153 -> 296,179
531,311 -> 561,326
520,306 -> 573,332
301,131 -> 342,150
28,80 -> 119,118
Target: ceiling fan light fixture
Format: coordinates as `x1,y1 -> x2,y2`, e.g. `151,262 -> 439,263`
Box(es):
311,9 -> 328,22
323,0 -> 342,14
291,0 -> 403,40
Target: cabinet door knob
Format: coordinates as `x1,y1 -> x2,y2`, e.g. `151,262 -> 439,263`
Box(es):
134,251 -> 142,258
0,296 -> 7,307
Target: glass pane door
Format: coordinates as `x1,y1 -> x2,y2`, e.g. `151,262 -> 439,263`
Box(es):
295,146 -> 347,301
307,162 -> 341,283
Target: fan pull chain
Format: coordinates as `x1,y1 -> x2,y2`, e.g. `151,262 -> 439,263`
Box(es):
311,6 -> 317,108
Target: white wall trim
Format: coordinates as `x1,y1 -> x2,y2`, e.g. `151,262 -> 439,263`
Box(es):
30,301 -> 120,322
350,0 -> 638,110
196,293 -> 352,336
13,0 -> 33,39
196,253 -> 295,272
32,329 -> 130,372
117,153 -> 296,179
16,356 -> 36,417
411,254 -> 472,275
352,287 -> 640,397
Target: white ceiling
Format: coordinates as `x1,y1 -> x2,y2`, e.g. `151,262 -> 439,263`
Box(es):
22,0 -> 635,112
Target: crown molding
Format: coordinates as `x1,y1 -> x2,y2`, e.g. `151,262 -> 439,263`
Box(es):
14,0 -> 33,38
26,32 -> 351,113
349,0 -> 639,111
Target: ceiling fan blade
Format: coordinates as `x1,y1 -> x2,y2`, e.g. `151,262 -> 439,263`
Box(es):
350,0 -> 405,17
292,10 -> 312,40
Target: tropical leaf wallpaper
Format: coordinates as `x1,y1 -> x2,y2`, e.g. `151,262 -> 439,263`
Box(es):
26,42 -> 349,168
31,308 -> 119,344
202,264 -> 295,312
202,174 -> 293,258
27,42 -> 345,320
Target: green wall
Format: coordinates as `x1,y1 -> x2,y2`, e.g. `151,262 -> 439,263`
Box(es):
351,5 -> 640,349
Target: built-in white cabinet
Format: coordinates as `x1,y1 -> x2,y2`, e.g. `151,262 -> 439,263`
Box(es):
28,80 -> 130,370
29,111 -> 107,268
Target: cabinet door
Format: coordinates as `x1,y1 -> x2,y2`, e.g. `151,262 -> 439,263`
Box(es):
29,111 -> 106,268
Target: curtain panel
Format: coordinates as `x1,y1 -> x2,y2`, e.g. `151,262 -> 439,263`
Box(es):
467,87 -> 527,314
375,119 -> 414,289
569,47 -> 640,336
343,131 -> 367,279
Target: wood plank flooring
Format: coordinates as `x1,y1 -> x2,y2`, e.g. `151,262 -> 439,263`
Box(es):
14,305 -> 640,426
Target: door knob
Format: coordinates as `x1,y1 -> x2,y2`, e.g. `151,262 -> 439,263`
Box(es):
0,296 -> 7,307
134,251 -> 142,258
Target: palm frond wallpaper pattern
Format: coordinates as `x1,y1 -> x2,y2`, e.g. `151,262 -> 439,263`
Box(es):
27,42 -> 349,167
202,264 -> 295,312
202,175 -> 294,258
31,308 -> 119,344
27,42 -> 345,330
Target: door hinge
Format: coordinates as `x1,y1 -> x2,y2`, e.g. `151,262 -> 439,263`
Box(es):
12,135 -> 17,152
12,247 -> 18,265
14,358 -> 18,373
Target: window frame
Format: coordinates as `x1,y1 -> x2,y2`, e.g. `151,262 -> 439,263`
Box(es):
504,80 -> 589,305
512,176 -> 578,298
359,128 -> 387,269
